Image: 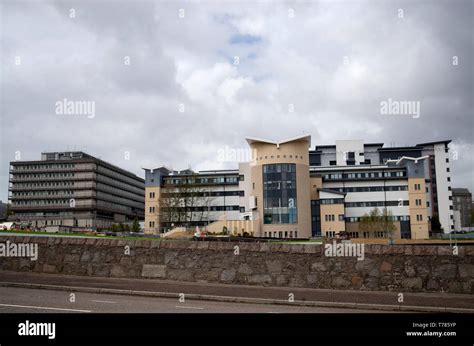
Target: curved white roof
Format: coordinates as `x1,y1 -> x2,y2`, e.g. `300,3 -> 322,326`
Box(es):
245,134 -> 311,148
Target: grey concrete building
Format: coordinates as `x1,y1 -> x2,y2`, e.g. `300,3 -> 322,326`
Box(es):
8,152 -> 144,231
0,200 -> 8,221
452,188 -> 472,229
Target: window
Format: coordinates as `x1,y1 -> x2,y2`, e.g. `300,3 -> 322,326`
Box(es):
149,207 -> 155,213
149,221 -> 155,227
338,214 -> 344,221
329,160 -> 336,166
263,164 -> 297,224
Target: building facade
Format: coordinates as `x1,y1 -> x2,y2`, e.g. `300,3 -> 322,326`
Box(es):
143,167 -> 241,234
9,152 -> 145,231
452,188 -> 472,229
0,200 -> 8,221
144,136 -> 454,239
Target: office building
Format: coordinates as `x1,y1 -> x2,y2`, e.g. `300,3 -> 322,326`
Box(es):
9,152 -> 145,231
144,135 -> 454,239
452,188 -> 472,229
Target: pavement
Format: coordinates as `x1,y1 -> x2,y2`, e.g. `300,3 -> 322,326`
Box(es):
0,286 -> 380,313
0,270 -> 472,313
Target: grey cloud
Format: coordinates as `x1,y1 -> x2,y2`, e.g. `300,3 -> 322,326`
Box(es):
1,0 -> 472,201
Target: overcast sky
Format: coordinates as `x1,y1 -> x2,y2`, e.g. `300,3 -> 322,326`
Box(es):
1,0 -> 473,201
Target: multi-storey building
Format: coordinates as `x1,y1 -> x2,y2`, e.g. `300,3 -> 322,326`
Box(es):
452,188 -> 472,229
143,167 -> 241,234
9,152 -> 145,231
0,200 -> 8,221
144,135 -> 454,239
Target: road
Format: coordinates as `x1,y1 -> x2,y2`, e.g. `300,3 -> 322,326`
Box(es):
0,286 -> 379,313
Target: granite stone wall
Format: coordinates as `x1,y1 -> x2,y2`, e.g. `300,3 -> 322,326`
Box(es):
0,236 -> 473,294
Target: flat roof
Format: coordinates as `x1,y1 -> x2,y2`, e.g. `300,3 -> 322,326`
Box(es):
378,146 -> 422,151
12,152 -> 144,182
416,140 -> 452,146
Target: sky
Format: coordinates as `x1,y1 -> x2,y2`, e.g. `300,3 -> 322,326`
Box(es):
0,0 -> 473,202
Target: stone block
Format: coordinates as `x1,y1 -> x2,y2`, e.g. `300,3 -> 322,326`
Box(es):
458,264 -> 474,278
42,264 -> 56,273
247,274 -> 272,285
266,260 -> 282,274
220,269 -> 236,282
311,262 -> 327,272
402,277 -> 423,290
141,264 -> 166,278
432,264 -> 457,279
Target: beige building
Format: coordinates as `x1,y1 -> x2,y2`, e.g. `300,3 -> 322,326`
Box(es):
143,135 -> 452,240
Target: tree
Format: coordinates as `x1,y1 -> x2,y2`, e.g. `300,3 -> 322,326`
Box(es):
358,213 -> 371,237
381,208 -> 397,240
359,208 -> 382,238
159,172 -> 216,230
358,207 -> 396,239
111,224 -> 119,232
431,214 -> 443,233
132,218 -> 140,232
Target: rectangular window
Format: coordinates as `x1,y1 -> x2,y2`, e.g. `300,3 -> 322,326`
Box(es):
263,163 -> 297,224
338,214 -> 344,221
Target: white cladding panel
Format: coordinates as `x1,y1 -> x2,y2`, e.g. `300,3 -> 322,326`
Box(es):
336,140 -> 364,165
345,206 -> 410,218
433,143 -> 453,232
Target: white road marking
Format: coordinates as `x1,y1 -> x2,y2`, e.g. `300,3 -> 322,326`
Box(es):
175,305 -> 204,310
0,303 -> 91,312
91,300 -> 116,304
